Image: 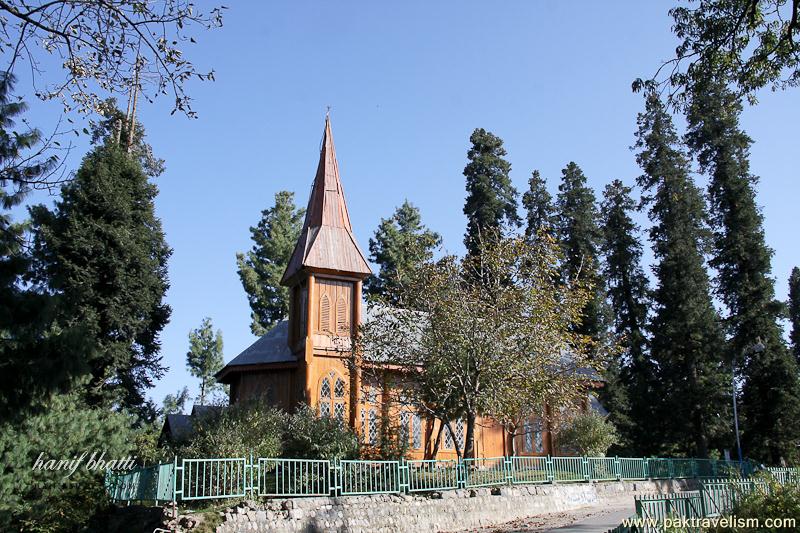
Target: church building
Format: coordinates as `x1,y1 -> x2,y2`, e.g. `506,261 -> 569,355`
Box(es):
215,116 -> 573,459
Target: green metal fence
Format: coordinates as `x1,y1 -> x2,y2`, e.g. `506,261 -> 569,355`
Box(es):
607,475 -> 794,532
105,455 -> 757,504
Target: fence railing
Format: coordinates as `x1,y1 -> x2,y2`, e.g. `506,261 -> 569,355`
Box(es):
607,472 -> 799,532
106,455 -> 758,503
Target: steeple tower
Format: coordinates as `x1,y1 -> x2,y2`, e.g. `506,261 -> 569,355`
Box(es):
281,115 -> 371,285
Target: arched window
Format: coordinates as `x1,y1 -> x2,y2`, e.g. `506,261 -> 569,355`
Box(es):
320,294 -> 331,332
319,370 -> 346,422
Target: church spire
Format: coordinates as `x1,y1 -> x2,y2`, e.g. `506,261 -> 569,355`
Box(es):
281,115 -> 371,285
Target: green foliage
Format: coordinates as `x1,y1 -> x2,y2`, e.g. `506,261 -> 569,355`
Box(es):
186,317 -> 225,405
282,405 -> 359,460
178,399 -> 285,459
522,169 -> 555,240
162,386 -> 191,416
636,0 -> 800,106
600,179 -> 653,454
790,267 -> 800,365
30,141 -> 171,421
0,392 -> 136,532
557,410 -> 619,457
359,232 -> 603,459
555,162 -> 609,344
708,479 -> 800,533
687,78 -> 800,464
462,128 -> 519,256
236,191 -> 305,335
365,200 -> 441,303
0,73 -> 87,421
635,92 -> 729,457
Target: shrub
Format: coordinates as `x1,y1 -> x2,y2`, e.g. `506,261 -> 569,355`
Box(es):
708,478 -> 800,532
282,405 -> 359,460
557,410 -> 619,456
178,398 -> 285,458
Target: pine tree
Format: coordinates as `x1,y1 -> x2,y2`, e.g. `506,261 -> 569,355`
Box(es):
30,129 -> 171,420
0,73 -> 86,420
600,179 -> 652,453
462,128 -> 519,255
790,267 -> 800,365
162,387 -> 190,416
634,93 -> 728,457
365,200 -> 441,303
522,170 -> 555,240
687,79 -> 800,463
236,191 -> 304,335
186,318 -> 224,405
554,162 -> 608,343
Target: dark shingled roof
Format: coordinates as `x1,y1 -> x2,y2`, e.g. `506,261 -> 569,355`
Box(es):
215,320 -> 296,378
162,413 -> 193,442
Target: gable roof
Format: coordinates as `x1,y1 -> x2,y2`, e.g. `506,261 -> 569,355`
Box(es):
281,115 -> 371,285
214,320 -> 297,382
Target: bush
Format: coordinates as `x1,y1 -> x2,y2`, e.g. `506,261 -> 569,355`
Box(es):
178,398 -> 285,458
708,478 -> 800,532
0,393 -> 136,532
557,410 -> 619,456
282,405 -> 359,460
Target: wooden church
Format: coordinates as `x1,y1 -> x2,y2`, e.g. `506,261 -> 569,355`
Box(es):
215,117 -> 578,459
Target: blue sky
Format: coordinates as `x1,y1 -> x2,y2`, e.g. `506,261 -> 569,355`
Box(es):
15,1 -> 800,409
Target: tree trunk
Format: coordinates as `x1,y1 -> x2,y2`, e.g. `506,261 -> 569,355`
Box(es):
464,412 -> 477,459
431,422 -> 444,459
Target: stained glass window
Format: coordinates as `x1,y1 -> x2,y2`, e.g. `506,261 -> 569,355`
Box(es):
333,402 -> 345,423
334,378 -> 345,399
320,402 -> 330,418
320,377 -> 331,399
399,411 -> 410,444
534,420 -> 544,453
368,408 -> 378,445
443,424 -> 454,450
524,421 -> 533,453
455,419 -> 464,450
412,414 -> 422,449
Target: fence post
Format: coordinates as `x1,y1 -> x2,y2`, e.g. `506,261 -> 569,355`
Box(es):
330,459 -> 341,497
171,456 -> 180,522
643,457 -> 649,480
583,456 -> 590,482
457,460 -> 466,489
398,459 -> 409,494
668,459 -> 675,479
505,456 -> 514,485
546,455 -> 554,484
691,459 -> 698,479
614,456 -> 621,480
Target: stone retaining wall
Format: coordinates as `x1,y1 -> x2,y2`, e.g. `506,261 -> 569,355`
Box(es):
213,479 -> 696,533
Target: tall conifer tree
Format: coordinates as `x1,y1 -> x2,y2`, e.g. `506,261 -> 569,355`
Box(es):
634,93 -> 728,457
790,267 -> 800,365
365,200 -> 441,303
186,317 -> 224,405
687,80 -> 800,463
30,120 -> 171,420
522,170 -> 555,240
554,162 -> 608,344
600,180 -> 652,453
236,191 -> 305,335
462,128 -> 519,255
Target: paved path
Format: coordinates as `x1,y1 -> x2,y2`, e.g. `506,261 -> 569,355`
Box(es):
449,498 -> 635,533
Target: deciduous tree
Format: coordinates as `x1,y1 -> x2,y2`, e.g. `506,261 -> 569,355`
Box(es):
358,232 -> 601,459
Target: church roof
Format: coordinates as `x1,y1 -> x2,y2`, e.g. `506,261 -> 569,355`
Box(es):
281,115 -> 371,285
215,320 -> 297,381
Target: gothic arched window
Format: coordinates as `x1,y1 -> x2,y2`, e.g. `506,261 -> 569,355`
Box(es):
319,370 -> 346,423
